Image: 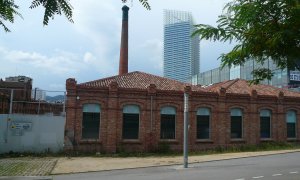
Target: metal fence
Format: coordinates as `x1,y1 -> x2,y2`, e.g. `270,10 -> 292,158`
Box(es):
0,88 -> 65,115
0,88 -> 66,153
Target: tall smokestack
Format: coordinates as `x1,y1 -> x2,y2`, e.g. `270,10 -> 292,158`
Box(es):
119,5 -> 129,75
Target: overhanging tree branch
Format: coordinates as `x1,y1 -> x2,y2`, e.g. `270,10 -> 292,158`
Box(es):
193,0 -> 300,84
1,0 -> 151,32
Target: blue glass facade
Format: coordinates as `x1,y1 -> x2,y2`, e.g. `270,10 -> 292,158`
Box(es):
191,59 -> 300,91
163,10 -> 200,82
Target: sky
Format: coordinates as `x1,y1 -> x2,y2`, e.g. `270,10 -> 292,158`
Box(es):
0,0 -> 234,92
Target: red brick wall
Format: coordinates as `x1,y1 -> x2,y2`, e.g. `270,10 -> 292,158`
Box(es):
65,80 -> 300,153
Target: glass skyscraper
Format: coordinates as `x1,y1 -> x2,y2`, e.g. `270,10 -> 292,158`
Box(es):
163,10 -> 200,82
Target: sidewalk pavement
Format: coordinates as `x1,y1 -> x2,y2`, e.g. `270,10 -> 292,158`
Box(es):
1,149 -> 299,179
0,158 -> 56,176
51,149 -> 300,174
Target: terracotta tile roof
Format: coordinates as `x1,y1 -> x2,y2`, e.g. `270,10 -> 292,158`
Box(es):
78,71 -> 207,92
77,73 -> 300,97
205,79 -> 300,97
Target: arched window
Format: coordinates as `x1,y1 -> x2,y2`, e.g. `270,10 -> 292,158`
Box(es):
160,106 -> 176,139
260,109 -> 271,138
231,108 -> 243,139
197,108 -> 210,139
286,110 -> 297,138
82,104 -> 101,139
122,105 -> 140,139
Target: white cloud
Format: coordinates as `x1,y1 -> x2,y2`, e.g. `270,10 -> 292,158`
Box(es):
66,1 -> 122,77
83,52 -> 96,63
130,38 -> 163,75
0,46 -> 104,91
139,39 -> 163,70
1,47 -> 87,75
0,0 -> 234,90
72,1 -> 121,50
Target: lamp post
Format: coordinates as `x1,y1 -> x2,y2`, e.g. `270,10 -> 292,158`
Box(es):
183,92 -> 189,168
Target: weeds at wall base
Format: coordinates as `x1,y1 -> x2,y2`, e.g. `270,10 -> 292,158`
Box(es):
0,142 -> 299,159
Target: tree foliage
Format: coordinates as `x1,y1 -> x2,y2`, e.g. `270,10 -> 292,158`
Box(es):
193,0 -> 300,84
0,0 -> 151,32
29,0 -> 73,26
122,0 -> 151,10
0,0 -> 22,32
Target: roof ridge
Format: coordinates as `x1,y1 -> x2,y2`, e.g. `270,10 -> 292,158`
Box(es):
77,71 -> 207,92
135,71 -> 193,86
78,71 -> 143,85
222,78 -> 240,90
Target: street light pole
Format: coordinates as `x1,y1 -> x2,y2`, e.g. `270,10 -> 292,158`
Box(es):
9,89 -> 13,114
6,89 -> 14,143
183,92 -> 189,168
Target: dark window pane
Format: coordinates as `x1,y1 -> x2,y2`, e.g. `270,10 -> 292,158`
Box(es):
260,117 -> 271,138
123,113 -> 139,139
161,114 -> 175,139
82,112 -> 100,139
287,123 -> 296,138
197,115 -> 210,139
231,116 -> 242,138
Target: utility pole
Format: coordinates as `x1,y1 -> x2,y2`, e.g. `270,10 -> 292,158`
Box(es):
9,89 -> 13,114
183,92 -> 189,168
6,89 -> 14,143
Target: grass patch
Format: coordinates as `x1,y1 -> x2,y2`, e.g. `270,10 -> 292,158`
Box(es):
0,158 -> 57,176
0,142 -> 299,159
0,162 -> 28,176
189,142 -> 300,156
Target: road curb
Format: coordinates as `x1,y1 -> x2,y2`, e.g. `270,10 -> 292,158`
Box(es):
51,149 -> 300,175
0,176 -> 52,180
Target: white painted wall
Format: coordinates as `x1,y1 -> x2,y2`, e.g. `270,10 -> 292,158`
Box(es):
0,114 -> 65,154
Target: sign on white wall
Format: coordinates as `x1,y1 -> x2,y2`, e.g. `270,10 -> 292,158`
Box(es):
10,122 -> 32,136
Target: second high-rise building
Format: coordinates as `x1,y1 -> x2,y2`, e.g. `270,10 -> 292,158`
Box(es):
163,10 -> 200,82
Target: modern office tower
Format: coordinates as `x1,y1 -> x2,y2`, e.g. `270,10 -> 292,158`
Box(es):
191,59 -> 300,91
163,10 -> 200,82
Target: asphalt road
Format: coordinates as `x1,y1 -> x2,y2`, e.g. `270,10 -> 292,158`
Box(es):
54,152 -> 300,180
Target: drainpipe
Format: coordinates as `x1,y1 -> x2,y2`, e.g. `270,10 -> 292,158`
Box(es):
150,96 -> 153,131
63,91 -> 66,116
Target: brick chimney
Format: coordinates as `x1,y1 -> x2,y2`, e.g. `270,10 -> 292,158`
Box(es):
119,5 -> 129,75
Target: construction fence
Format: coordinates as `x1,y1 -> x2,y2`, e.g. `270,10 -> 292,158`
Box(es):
0,114 -> 65,153
0,88 -> 65,115
0,88 -> 66,153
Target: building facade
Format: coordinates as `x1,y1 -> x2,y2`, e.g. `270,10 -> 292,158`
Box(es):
0,77 -> 62,115
0,76 -> 32,101
163,10 -> 200,82
191,59 -> 300,91
65,71 -> 300,153
64,5 -> 300,153
31,88 -> 46,101
5,75 -> 32,83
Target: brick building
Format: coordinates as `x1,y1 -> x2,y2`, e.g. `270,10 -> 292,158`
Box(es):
0,77 -> 63,115
64,5 -> 300,153
65,72 -> 300,153
0,78 -> 32,101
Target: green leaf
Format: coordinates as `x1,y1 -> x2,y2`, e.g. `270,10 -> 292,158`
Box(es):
29,0 -> 73,26
0,0 -> 22,32
193,0 -> 300,83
